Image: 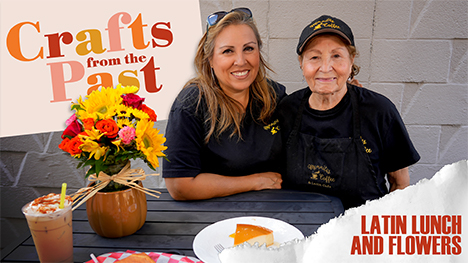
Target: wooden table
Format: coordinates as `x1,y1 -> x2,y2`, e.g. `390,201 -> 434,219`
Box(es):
1,188 -> 344,262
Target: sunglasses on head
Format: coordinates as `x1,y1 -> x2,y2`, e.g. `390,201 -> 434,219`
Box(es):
206,7 -> 252,31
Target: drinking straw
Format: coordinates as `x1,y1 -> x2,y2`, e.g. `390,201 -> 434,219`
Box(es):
90,254 -> 99,263
59,183 -> 67,209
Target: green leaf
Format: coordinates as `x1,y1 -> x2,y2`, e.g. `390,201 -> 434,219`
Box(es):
85,166 -> 96,178
71,104 -> 83,111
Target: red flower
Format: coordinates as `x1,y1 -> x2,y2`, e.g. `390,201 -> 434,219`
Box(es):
96,119 -> 119,138
140,104 -> 157,122
122,93 -> 145,109
82,118 -> 95,131
61,119 -> 82,139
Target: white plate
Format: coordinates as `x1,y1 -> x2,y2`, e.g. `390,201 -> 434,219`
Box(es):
193,216 -> 304,263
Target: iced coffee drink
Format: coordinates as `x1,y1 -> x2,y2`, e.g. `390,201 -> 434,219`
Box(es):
22,193 -> 73,263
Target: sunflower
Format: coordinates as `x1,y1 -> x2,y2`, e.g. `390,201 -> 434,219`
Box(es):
115,84 -> 139,95
129,107 -> 150,120
135,119 -> 167,168
76,87 -> 121,120
116,118 -> 134,128
114,104 -> 132,118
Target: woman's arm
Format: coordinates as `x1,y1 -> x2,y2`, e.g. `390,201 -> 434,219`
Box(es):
387,167 -> 410,192
165,172 -> 282,200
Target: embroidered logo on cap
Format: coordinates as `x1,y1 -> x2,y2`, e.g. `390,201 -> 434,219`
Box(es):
310,18 -> 341,31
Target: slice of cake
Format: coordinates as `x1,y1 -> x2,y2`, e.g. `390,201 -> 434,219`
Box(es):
233,224 -> 274,247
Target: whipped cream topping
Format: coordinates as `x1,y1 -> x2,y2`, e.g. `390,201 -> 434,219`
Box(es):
24,193 -> 72,215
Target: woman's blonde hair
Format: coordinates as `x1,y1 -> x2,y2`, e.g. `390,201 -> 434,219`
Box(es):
185,10 -> 276,143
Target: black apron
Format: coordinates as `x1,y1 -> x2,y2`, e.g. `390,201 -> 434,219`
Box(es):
284,87 -> 386,209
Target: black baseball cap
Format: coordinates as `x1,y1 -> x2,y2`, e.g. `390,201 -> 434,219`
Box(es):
296,15 -> 354,55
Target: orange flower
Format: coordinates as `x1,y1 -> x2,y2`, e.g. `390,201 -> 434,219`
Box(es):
59,138 -> 71,151
140,104 -> 157,122
96,119 -> 119,138
67,136 -> 83,156
82,118 -> 95,130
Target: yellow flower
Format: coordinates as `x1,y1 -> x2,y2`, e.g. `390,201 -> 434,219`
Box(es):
79,128 -> 107,160
135,119 -> 167,168
112,139 -> 123,152
80,139 -> 108,160
131,108 -> 151,120
77,87 -> 121,120
115,104 -> 132,118
116,118 -> 134,128
81,128 -> 104,141
116,84 -> 139,95
71,96 -> 85,109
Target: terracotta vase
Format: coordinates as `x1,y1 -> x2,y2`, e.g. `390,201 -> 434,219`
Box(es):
86,163 -> 147,238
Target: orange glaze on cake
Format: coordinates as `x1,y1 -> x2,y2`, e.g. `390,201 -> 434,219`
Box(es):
233,224 -> 274,247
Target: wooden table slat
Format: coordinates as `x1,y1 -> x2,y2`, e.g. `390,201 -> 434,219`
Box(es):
73,221 -> 322,237
146,200 -> 336,212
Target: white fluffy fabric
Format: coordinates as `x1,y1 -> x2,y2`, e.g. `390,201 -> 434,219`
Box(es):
219,160 -> 468,263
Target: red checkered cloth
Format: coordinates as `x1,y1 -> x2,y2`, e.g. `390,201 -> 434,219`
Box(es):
85,250 -> 203,263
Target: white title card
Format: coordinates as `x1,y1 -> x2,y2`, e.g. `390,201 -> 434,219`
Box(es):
1,0 -> 202,137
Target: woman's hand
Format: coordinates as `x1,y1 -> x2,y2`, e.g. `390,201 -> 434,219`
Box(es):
251,172 -> 282,190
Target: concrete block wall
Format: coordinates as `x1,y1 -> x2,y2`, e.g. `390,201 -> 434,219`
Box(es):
1,0 -> 467,250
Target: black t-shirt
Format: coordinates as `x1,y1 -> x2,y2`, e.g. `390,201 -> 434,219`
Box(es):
162,81 -> 286,178
278,85 -> 420,189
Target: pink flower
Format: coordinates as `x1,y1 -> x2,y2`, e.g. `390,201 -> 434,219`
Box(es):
122,93 -> 145,109
65,114 -> 77,126
118,126 -> 136,145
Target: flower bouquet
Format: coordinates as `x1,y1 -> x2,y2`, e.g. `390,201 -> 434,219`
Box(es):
59,84 -> 167,193
58,84 -> 167,237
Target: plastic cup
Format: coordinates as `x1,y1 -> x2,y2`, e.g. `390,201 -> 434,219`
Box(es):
22,199 -> 73,263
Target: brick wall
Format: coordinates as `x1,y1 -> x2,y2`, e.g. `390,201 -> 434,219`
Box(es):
1,0 -> 467,250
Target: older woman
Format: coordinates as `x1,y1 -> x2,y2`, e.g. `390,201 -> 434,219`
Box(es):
163,8 -> 285,200
279,15 -> 420,209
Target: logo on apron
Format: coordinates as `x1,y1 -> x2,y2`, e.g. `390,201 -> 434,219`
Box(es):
307,164 -> 335,188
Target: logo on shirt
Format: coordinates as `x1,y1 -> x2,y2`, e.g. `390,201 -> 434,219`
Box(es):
263,119 -> 280,135
361,137 -> 373,154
